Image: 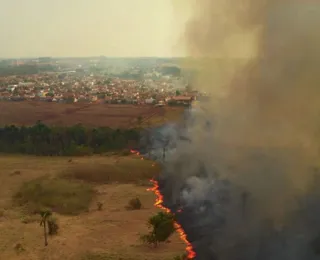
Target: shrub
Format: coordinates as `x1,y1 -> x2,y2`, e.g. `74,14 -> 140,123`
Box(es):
14,243 -> 25,254
13,176 -> 95,215
125,198 -> 142,210
140,212 -> 175,247
97,202 -> 103,211
48,216 -> 59,235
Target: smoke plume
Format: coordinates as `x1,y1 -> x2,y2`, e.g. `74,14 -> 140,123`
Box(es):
157,1 -> 320,259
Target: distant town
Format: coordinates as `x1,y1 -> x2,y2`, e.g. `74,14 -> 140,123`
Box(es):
0,56 -> 200,106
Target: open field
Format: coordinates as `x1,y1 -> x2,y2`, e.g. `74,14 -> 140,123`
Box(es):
0,102 -> 185,128
0,155 -> 185,260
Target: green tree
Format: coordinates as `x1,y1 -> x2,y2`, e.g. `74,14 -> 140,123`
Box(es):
140,212 -> 175,247
0,123 -> 141,156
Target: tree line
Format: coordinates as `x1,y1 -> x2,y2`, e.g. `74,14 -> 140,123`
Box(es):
0,121 -> 140,156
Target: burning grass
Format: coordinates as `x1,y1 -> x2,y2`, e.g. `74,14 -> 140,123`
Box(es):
61,157 -> 160,184
13,176 -> 95,215
149,180 -> 196,259
129,149 -> 196,258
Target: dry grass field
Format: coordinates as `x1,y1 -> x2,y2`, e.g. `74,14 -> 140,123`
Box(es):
0,102 -> 185,128
0,155 -> 185,260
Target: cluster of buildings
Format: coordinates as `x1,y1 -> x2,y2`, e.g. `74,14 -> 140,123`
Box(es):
0,72 -> 197,106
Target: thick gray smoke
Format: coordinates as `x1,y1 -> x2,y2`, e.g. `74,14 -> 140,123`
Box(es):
156,1 -> 320,259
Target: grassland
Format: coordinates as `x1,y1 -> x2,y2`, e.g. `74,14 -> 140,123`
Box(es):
0,155 -> 185,260
0,102 -> 184,128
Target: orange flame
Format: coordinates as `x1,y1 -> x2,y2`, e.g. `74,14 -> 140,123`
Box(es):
130,149 -> 143,159
130,149 -> 140,156
130,149 -> 196,259
149,179 -> 196,259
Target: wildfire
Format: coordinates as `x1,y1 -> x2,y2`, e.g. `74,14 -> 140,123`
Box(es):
149,179 -> 196,259
130,149 -> 144,160
130,149 -> 196,259
130,149 -> 140,156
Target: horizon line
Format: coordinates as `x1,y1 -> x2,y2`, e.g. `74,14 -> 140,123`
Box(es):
0,55 -> 188,60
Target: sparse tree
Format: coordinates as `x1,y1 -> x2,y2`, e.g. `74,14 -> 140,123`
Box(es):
39,210 -> 52,246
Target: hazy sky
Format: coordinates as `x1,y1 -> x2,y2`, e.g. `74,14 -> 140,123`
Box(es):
1,0 -> 187,58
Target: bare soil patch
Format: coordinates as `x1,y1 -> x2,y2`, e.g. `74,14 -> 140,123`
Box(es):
0,102 -> 184,128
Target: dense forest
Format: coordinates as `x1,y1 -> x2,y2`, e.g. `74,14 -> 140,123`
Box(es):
0,121 -> 141,156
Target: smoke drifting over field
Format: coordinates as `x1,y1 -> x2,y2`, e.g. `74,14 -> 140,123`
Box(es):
157,1 -> 320,259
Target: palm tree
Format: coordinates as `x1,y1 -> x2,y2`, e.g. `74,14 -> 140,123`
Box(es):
39,210 -> 52,246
